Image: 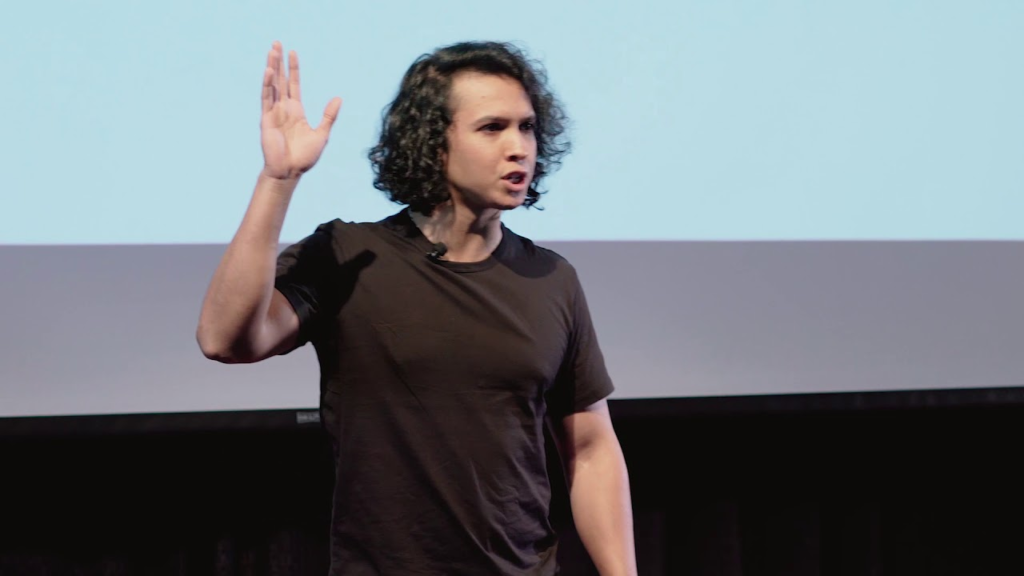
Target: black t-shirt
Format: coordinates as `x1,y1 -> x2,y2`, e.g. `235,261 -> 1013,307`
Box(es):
275,209 -> 614,575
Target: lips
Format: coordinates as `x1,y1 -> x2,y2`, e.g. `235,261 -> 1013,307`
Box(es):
503,171 -> 528,185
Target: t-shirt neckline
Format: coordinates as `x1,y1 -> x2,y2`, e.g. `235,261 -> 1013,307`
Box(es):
386,209 -> 510,273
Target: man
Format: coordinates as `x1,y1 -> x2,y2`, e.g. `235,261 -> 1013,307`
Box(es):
197,40 -> 636,576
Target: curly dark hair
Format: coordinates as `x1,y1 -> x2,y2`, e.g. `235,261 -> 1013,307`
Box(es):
368,41 -> 570,214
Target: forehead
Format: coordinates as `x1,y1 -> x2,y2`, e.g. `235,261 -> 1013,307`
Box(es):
448,71 -> 534,121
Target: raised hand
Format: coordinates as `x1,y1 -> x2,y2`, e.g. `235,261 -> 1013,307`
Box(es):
260,41 -> 342,180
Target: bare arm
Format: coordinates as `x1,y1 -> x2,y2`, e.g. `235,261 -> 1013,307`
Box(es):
196,172 -> 301,363
554,399 -> 637,576
196,42 -> 341,363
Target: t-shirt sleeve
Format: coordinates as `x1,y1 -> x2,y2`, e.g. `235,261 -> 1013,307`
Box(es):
549,268 -> 616,417
273,221 -> 344,351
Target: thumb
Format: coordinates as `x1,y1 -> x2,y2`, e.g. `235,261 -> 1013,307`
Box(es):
316,97 -> 343,137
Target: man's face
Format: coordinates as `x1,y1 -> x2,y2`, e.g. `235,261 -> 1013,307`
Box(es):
443,71 -> 537,213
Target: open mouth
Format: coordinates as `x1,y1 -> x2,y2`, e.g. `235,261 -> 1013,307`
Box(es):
504,172 -> 527,185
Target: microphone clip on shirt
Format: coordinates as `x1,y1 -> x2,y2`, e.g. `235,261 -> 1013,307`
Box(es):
427,242 -> 448,261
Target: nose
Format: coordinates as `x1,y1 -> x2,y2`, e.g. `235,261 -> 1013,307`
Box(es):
505,131 -> 529,162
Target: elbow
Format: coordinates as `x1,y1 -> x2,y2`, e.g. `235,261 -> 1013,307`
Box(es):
199,344 -> 238,364
196,325 -> 249,364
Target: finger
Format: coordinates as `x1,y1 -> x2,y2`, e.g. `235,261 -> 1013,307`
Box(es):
266,44 -> 282,102
316,97 -> 343,136
265,43 -> 276,73
274,42 -> 286,102
288,50 -> 301,101
261,67 -> 274,113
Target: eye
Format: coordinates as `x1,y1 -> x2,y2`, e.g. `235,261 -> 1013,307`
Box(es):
520,121 -> 536,132
482,123 -> 503,132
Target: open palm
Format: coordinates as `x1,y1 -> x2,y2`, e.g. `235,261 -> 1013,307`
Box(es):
260,42 -> 342,180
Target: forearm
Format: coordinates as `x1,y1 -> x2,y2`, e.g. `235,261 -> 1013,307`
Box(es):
567,437 -> 637,576
196,170 -> 298,359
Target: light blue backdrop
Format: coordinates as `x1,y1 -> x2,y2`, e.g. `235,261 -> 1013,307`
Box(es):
2,0 -> 1021,244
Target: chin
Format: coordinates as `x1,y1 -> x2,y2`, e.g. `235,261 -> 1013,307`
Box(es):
505,187 -> 531,205
496,196 -> 526,211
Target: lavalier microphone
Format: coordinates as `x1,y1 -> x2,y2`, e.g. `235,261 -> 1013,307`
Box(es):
427,242 -> 448,260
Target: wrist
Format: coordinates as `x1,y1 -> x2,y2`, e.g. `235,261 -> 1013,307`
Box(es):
258,168 -> 301,195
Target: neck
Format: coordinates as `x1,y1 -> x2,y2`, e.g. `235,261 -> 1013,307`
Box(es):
410,202 -> 503,263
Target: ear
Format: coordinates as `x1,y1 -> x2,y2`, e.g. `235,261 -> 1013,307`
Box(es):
438,135 -> 449,169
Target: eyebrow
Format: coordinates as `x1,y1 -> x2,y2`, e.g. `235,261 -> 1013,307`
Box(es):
474,115 -> 537,125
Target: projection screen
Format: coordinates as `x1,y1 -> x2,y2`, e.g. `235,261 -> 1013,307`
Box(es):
2,1 -> 1022,418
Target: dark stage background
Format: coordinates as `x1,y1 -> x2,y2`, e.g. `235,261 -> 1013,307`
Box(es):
4,388 -> 1024,576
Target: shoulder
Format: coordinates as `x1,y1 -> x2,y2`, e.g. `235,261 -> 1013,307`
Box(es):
308,217 -> 388,241
507,227 -> 572,265
290,211 -> 409,253
499,227 -> 583,288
